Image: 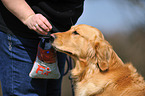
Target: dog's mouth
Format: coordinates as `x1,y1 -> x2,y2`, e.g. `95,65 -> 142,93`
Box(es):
63,51 -> 73,55
53,46 -> 73,55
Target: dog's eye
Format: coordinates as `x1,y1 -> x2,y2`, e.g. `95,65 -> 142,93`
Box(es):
73,31 -> 79,35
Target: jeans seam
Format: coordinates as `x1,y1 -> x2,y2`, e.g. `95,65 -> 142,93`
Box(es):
8,34 -> 14,95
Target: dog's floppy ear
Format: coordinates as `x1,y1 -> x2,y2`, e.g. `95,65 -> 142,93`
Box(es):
95,41 -> 111,71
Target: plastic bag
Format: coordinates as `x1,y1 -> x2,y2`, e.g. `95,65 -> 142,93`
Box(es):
29,38 -> 60,79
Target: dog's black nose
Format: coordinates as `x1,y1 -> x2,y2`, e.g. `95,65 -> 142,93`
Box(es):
49,34 -> 56,43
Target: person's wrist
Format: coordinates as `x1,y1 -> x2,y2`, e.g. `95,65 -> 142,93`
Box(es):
22,14 -> 35,25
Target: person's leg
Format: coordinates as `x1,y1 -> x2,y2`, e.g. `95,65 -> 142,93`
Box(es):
0,31 -> 49,96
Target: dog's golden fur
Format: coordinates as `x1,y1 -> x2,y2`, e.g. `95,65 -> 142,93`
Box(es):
52,24 -> 145,96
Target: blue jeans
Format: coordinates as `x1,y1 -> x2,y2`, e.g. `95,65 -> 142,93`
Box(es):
0,31 -> 66,96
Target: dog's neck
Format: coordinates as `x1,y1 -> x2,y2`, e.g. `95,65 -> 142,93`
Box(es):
71,57 -> 98,82
71,59 -> 87,81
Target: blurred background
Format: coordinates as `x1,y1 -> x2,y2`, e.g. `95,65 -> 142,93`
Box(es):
62,0 -> 145,96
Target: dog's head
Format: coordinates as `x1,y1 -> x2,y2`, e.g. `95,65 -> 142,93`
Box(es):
51,24 -> 112,71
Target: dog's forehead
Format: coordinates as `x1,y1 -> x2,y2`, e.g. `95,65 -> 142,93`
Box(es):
72,24 -> 104,39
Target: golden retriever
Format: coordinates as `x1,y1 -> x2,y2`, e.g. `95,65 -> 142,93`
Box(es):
51,24 -> 145,96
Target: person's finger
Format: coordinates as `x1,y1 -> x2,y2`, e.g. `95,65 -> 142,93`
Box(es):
33,24 -> 48,35
37,20 -> 50,32
39,14 -> 52,30
35,19 -> 49,35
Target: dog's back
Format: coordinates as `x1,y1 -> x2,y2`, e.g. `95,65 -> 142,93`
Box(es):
97,63 -> 145,96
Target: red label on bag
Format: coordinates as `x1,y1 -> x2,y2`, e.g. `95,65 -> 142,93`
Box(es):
37,45 -> 56,63
36,65 -> 51,75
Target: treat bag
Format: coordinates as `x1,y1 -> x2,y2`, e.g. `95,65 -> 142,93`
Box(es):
29,38 -> 60,79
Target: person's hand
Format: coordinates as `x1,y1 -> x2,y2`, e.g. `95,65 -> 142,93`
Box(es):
23,13 -> 52,35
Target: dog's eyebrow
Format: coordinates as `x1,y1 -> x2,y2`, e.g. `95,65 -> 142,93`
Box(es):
72,31 -> 79,35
